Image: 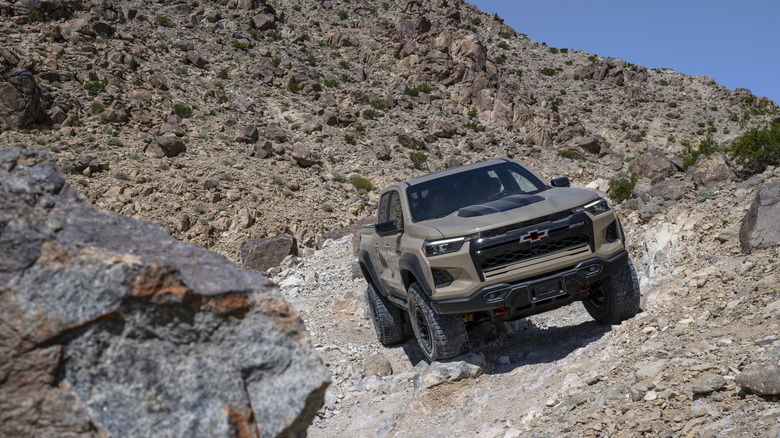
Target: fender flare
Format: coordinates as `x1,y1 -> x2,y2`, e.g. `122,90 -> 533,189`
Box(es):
399,252 -> 432,295
358,249 -> 388,297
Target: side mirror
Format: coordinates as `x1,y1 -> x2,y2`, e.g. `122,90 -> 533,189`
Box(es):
374,220 -> 399,234
550,177 -> 570,188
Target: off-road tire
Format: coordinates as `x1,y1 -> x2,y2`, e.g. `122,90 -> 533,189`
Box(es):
408,282 -> 469,361
366,282 -> 405,346
583,259 -> 641,325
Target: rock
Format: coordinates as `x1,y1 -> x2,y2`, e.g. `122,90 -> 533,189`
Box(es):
241,235 -> 298,271
251,139 -> 272,158
0,149 -> 328,438
236,124 -> 259,143
292,144 -> 317,167
635,359 -> 667,381
0,67 -> 45,132
413,352 -> 485,390
690,153 -> 734,188
149,73 -> 169,90
739,182 -> 780,253
185,51 -> 208,69
735,364 -> 780,395
364,354 -> 393,377
629,149 -> 677,179
144,135 -> 186,158
265,123 -> 288,143
428,119 -> 457,138
251,13 -> 276,31
691,374 -> 727,394
397,133 -> 425,150
374,143 -> 391,160
650,178 -> 686,201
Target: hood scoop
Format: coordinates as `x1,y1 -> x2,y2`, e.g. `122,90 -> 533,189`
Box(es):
457,194 -> 545,217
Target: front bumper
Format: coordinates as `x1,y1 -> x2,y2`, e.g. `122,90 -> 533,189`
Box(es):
430,250 -> 629,319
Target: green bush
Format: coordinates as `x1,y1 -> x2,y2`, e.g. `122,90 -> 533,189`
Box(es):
540,67 -> 557,76
362,109 -> 380,120
728,120 -> 780,175
409,152 -> 428,170
217,67 -> 229,79
494,56 -> 506,65
156,15 -> 175,27
344,134 -> 356,145
680,136 -> 719,169
404,84 -> 431,97
60,161 -> 75,174
83,80 -> 107,94
28,11 -> 43,22
338,11 -> 348,20
287,81 -> 303,92
271,56 -> 281,67
608,174 -> 636,202
338,60 -> 350,69
173,104 -> 193,118
89,102 -> 106,114
323,79 -> 340,88
497,41 -> 510,50
232,41 -> 249,50
350,177 -> 373,191
321,203 -> 334,212
370,99 -> 389,110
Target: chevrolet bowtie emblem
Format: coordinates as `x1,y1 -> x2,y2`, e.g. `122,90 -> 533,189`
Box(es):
520,229 -> 548,242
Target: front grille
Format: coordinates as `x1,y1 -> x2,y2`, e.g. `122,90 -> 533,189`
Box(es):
470,212 -> 594,279
480,235 -> 589,272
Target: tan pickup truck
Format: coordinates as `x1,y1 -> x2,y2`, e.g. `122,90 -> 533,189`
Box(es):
358,159 -> 640,361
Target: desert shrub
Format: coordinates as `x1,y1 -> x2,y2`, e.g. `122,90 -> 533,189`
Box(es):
89,102 -> 106,114
156,15 -> 175,27
321,204 -> 334,212
680,136 -> 719,169
232,41 -> 248,50
370,99 -> 389,110
287,81 -> 303,92
114,171 -> 129,181
540,67 -> 557,76
173,104 -> 192,118
497,41 -> 510,50
728,120 -> 780,175
344,134 -> 356,145
466,121 -> 486,132
217,67 -> 229,79
28,11 -> 43,22
404,84 -> 430,97
409,152 -> 428,170
83,80 -> 107,94
494,56 -> 506,64
608,174 -> 636,202
60,161 -> 75,174
338,11 -> 348,20
558,150 -> 576,159
362,109 -> 379,120
271,56 -> 281,67
350,176 -> 373,191
323,79 -> 340,88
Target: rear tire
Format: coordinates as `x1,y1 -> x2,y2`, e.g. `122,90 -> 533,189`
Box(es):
408,283 -> 469,361
583,259 -> 641,325
366,283 -> 405,346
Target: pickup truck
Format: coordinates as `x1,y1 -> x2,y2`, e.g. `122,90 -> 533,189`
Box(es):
358,159 -> 640,361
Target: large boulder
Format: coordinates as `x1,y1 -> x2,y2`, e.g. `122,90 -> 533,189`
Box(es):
690,152 -> 734,188
628,149 -> 678,179
739,182 -> 780,253
0,149 -> 328,438
241,235 -> 299,271
0,67 -> 46,132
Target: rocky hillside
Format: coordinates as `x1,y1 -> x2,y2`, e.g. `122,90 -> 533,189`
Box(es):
1,0 -> 777,261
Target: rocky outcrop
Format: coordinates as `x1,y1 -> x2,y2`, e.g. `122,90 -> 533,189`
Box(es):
0,67 -> 46,132
241,234 -> 299,272
629,149 -> 678,179
739,182 -> 780,253
0,149 -> 328,438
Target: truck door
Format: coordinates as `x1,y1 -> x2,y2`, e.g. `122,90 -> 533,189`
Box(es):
377,190 -> 405,295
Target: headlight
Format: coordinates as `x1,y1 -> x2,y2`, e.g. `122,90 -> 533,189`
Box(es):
423,237 -> 466,257
572,198 -> 610,215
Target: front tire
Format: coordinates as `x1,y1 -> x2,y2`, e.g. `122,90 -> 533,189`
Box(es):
366,282 -> 405,346
583,259 -> 641,324
408,283 -> 469,361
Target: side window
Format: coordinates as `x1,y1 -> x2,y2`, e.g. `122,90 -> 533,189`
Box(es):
378,192 -> 391,222
389,191 -> 404,229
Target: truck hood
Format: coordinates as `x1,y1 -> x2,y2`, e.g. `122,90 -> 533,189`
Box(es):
422,187 -> 599,237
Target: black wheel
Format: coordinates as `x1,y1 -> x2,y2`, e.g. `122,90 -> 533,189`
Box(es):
366,282 -> 405,346
583,259 -> 641,325
408,282 -> 469,361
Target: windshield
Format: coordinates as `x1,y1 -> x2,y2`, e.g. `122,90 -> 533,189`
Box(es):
407,161 -> 547,222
